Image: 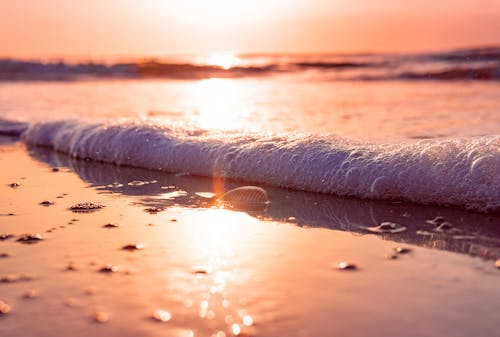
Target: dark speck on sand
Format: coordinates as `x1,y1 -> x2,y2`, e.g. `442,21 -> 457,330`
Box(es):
99,264 -> 119,273
337,262 -> 358,271
69,202 -> 104,213
0,234 -> 15,240
121,244 -> 144,251
16,234 -> 43,244
144,207 -> 164,214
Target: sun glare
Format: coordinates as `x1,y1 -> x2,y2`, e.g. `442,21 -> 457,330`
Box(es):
193,78 -> 249,130
207,52 -> 241,70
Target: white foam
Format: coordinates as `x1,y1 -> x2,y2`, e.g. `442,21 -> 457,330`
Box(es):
4,119 -> 499,213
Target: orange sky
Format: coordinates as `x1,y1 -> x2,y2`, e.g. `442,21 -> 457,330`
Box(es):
1,0 -> 499,58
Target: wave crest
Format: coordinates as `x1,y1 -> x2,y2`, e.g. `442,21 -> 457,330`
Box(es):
4,118 -> 496,213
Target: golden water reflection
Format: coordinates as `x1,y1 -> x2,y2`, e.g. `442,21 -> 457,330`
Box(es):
193,78 -> 252,130
172,209 -> 260,336
206,52 -> 241,70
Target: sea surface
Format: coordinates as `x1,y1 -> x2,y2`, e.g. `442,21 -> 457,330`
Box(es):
1,47 -> 499,212
0,47 -> 499,337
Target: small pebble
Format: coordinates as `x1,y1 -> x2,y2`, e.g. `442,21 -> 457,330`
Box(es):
39,201 -> 55,206
99,264 -> 119,273
1,274 -> 33,283
0,234 -> 14,241
9,182 -> 20,188
23,289 -> 38,299
121,244 -> 144,251
51,167 -> 60,172
66,261 -> 78,271
0,300 -> 11,315
93,311 -> 109,323
387,253 -> 398,260
69,202 -> 104,213
394,247 -> 412,254
123,268 -> 137,275
16,234 -> 43,244
151,309 -> 172,322
144,207 -> 164,214
337,262 -> 357,271
103,223 -> 119,228
64,297 -> 78,307
85,287 -> 98,295
0,253 -> 10,258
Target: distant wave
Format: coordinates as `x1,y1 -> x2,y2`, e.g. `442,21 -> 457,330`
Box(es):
424,47 -> 500,63
373,66 -> 500,81
0,59 -> 278,81
1,117 -> 498,213
292,61 -> 373,69
1,46 -> 499,81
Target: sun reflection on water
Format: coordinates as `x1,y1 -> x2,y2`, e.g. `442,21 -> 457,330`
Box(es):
207,52 -> 241,70
178,209 -> 257,336
193,78 -> 251,130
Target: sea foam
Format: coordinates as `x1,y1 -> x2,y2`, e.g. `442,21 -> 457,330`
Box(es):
1,118 -> 499,212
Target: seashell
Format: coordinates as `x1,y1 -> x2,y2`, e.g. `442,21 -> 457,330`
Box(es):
217,186 -> 270,211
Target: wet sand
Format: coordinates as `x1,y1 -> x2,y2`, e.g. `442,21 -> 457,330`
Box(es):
1,139 -> 499,337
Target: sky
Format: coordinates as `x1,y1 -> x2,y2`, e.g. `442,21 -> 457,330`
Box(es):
1,0 -> 499,58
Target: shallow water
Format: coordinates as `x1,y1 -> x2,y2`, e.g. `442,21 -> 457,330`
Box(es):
1,78 -> 499,141
0,143 -> 499,337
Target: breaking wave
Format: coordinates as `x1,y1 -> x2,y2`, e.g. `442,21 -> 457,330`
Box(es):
1,118 -> 498,213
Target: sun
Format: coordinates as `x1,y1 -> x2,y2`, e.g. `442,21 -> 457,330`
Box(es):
207,52 -> 241,70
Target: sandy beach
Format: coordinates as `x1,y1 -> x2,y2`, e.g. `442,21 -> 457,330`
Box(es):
1,138 -> 499,337
2,1 -> 500,336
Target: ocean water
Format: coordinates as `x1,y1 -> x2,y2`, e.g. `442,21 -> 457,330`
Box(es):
1,47 -> 499,212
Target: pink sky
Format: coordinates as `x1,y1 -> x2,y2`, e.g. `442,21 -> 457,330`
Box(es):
1,0 -> 499,58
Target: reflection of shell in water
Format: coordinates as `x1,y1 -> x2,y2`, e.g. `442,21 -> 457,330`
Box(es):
217,186 -> 270,211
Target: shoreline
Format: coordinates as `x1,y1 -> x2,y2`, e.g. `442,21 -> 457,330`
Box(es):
1,141 -> 499,337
